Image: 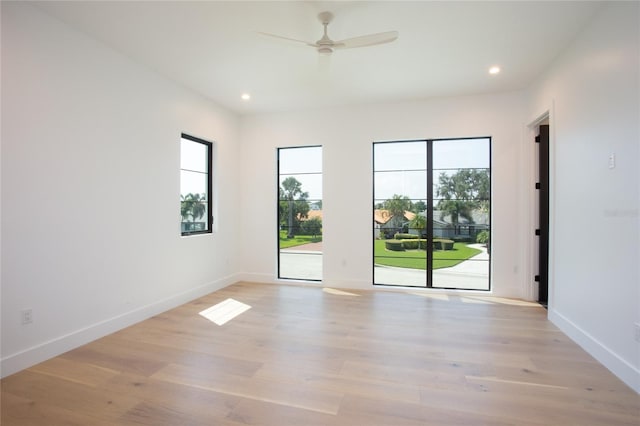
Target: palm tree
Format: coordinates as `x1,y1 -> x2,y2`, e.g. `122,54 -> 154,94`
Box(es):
181,193 -> 207,226
189,193 -> 207,223
408,214 -> 427,237
281,177 -> 308,238
383,194 -> 412,230
180,194 -> 192,222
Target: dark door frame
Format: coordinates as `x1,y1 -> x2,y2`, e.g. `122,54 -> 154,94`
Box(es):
535,125 -> 550,306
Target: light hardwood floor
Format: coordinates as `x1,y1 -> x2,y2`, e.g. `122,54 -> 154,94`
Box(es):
2,282 -> 638,425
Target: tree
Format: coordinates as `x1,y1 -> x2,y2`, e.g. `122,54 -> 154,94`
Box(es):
181,193 -> 207,223
436,169 -> 489,232
383,194 -> 412,229
180,194 -> 191,222
408,214 -> 426,237
280,177 -> 309,238
300,217 -> 322,238
412,200 -> 427,213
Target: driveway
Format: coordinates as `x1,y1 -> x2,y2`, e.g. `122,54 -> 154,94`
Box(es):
280,242 -> 490,290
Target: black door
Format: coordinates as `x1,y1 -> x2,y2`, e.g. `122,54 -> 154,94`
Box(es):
536,125 -> 549,306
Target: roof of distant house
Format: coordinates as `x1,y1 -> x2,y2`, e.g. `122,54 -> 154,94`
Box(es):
373,209 -> 416,224
297,210 -> 322,221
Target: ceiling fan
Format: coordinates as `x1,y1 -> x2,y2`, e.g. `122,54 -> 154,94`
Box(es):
259,11 -> 399,55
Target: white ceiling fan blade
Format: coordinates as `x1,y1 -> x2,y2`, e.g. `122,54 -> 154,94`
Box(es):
258,32 -> 318,48
335,31 -> 399,49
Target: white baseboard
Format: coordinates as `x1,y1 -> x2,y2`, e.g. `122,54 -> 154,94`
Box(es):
549,307 -> 640,393
0,274 -> 239,378
237,274 -> 372,290
237,272 -> 275,284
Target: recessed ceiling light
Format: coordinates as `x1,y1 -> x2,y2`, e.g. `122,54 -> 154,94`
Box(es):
489,66 -> 501,75
241,93 -> 251,100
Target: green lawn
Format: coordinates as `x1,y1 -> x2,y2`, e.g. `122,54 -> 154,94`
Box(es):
279,231 -> 322,249
374,240 -> 481,270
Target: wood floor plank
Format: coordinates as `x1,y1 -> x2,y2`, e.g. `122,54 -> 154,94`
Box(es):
1,392 -> 116,426
27,357 -> 121,388
2,281 -> 637,425
1,370 -> 140,423
253,362 -> 423,404
151,362 -> 344,415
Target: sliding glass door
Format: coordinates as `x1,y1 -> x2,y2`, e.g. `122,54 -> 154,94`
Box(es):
373,138 -> 490,290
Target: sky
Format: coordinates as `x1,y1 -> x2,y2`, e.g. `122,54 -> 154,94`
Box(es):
181,137 -> 209,197
178,137 -> 491,221
279,146 -> 323,201
374,138 -> 490,202
229,139 -> 490,206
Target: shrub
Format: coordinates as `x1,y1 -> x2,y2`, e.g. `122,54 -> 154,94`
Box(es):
433,238 -> 455,250
385,240 -> 405,251
298,217 -> 322,236
476,230 -> 489,244
451,236 -> 473,243
394,233 -> 419,240
402,240 -> 419,250
418,239 -> 428,249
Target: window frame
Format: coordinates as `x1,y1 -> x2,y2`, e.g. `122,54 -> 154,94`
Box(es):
180,133 -> 213,237
372,136 -> 491,290
277,145 -> 323,281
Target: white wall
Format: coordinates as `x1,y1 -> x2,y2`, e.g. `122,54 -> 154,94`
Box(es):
1,3 -> 241,376
527,2 -> 639,392
239,92 -> 527,298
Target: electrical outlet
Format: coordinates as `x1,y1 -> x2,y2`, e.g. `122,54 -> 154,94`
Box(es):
635,323 -> 640,343
21,309 -> 33,325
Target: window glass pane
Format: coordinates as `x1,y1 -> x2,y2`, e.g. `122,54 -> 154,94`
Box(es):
432,138 -> 490,170
374,170 -> 427,201
279,173 -> 323,201
279,146 -> 322,174
374,141 -> 426,171
180,135 -> 211,236
373,138 -> 490,291
181,138 -> 208,172
433,169 -> 490,202
180,170 -> 208,198
278,146 -> 323,281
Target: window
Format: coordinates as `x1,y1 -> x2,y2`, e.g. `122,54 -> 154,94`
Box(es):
277,146 -> 323,281
180,134 -> 212,236
373,137 -> 491,290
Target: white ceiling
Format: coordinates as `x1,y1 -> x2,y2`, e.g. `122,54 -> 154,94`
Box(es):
33,1 -> 604,115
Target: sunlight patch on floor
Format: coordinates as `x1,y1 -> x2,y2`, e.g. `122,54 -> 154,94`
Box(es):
323,288 -> 360,296
463,296 -> 540,307
406,292 -> 540,307
199,298 -> 251,325
459,296 -> 493,304
407,292 -> 450,301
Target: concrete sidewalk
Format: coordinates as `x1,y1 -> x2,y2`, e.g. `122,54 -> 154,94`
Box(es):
280,243 -> 490,290
374,244 -> 489,290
